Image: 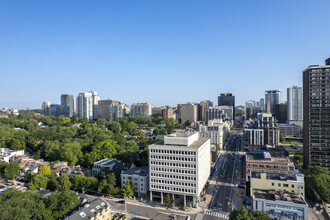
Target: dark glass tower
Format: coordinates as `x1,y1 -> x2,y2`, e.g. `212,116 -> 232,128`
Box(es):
218,93 -> 235,120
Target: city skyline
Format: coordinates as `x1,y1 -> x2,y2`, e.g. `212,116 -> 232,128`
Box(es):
1,1 -> 330,109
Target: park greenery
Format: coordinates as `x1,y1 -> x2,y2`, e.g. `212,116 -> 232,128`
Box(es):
304,166 -> 330,203
0,188 -> 80,220
229,207 -> 270,220
0,112 -> 182,218
0,112 -> 179,169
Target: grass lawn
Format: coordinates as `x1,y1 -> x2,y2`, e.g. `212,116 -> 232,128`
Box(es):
282,139 -> 303,145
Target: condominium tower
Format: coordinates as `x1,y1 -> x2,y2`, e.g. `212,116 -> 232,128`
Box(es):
287,86 -> 303,122
265,90 -> 282,114
130,103 -> 152,117
61,94 -> 74,117
303,59 -> 330,169
98,99 -> 119,121
77,91 -> 100,120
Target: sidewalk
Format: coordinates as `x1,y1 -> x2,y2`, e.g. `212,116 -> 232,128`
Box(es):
125,197 -> 205,215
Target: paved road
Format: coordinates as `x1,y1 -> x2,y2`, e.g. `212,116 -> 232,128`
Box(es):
206,132 -> 245,219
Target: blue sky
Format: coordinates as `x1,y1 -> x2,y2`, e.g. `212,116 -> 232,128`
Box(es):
1,0 -> 329,109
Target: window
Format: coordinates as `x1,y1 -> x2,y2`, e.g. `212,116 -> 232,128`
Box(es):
278,183 -> 281,187
272,183 -> 274,186
283,184 -> 288,187
291,184 -> 294,188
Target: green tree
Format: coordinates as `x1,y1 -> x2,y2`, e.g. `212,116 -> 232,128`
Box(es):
229,207 -> 254,220
97,173 -> 119,195
122,179 -> 134,197
126,140 -> 139,152
39,165 -> 52,176
4,162 -> 20,180
0,188 -> 51,220
86,140 -> 118,164
61,142 -> 83,165
165,194 -> 175,208
70,175 -> 98,191
45,191 -> 80,220
43,140 -> 61,161
107,121 -> 121,133
184,120 -> 191,127
279,131 -> 285,143
57,173 -> 71,191
229,207 -> 270,220
304,166 -> 330,203
47,175 -> 59,191
29,174 -> 49,190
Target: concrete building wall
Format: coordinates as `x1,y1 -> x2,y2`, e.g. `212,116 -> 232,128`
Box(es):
197,139 -> 210,195
287,86 -> 303,121
181,103 -> 197,123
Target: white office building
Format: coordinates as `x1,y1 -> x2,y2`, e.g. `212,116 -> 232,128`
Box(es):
130,103 -> 152,117
149,131 -> 210,207
287,86 -> 303,122
199,119 -> 230,148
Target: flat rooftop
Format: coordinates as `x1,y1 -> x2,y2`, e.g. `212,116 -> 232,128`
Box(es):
246,152 -> 292,163
152,138 -> 209,149
251,172 -> 304,182
252,189 -> 306,205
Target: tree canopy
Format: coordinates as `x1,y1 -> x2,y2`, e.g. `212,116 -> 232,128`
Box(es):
304,166 -> 330,203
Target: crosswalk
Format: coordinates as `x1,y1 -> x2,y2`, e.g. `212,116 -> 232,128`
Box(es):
204,210 -> 229,219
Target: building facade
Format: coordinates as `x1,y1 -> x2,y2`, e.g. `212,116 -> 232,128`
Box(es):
131,103 -> 152,117
149,132 -> 210,207
121,167 -> 149,197
251,172 -> 305,199
61,94 -> 74,117
162,106 -> 173,119
199,100 -> 213,122
287,86 -> 303,122
109,103 -> 129,121
244,129 -> 264,146
303,59 -> 330,169
245,150 -> 295,181
275,103 -> 288,123
181,103 -> 198,124
50,104 -> 62,117
98,100 -> 119,121
244,113 -> 280,146
218,93 -> 235,120
265,90 -> 282,114
206,106 -> 233,121
251,189 -> 308,220
199,119 -> 230,148
76,91 -> 99,120
42,101 -> 51,115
